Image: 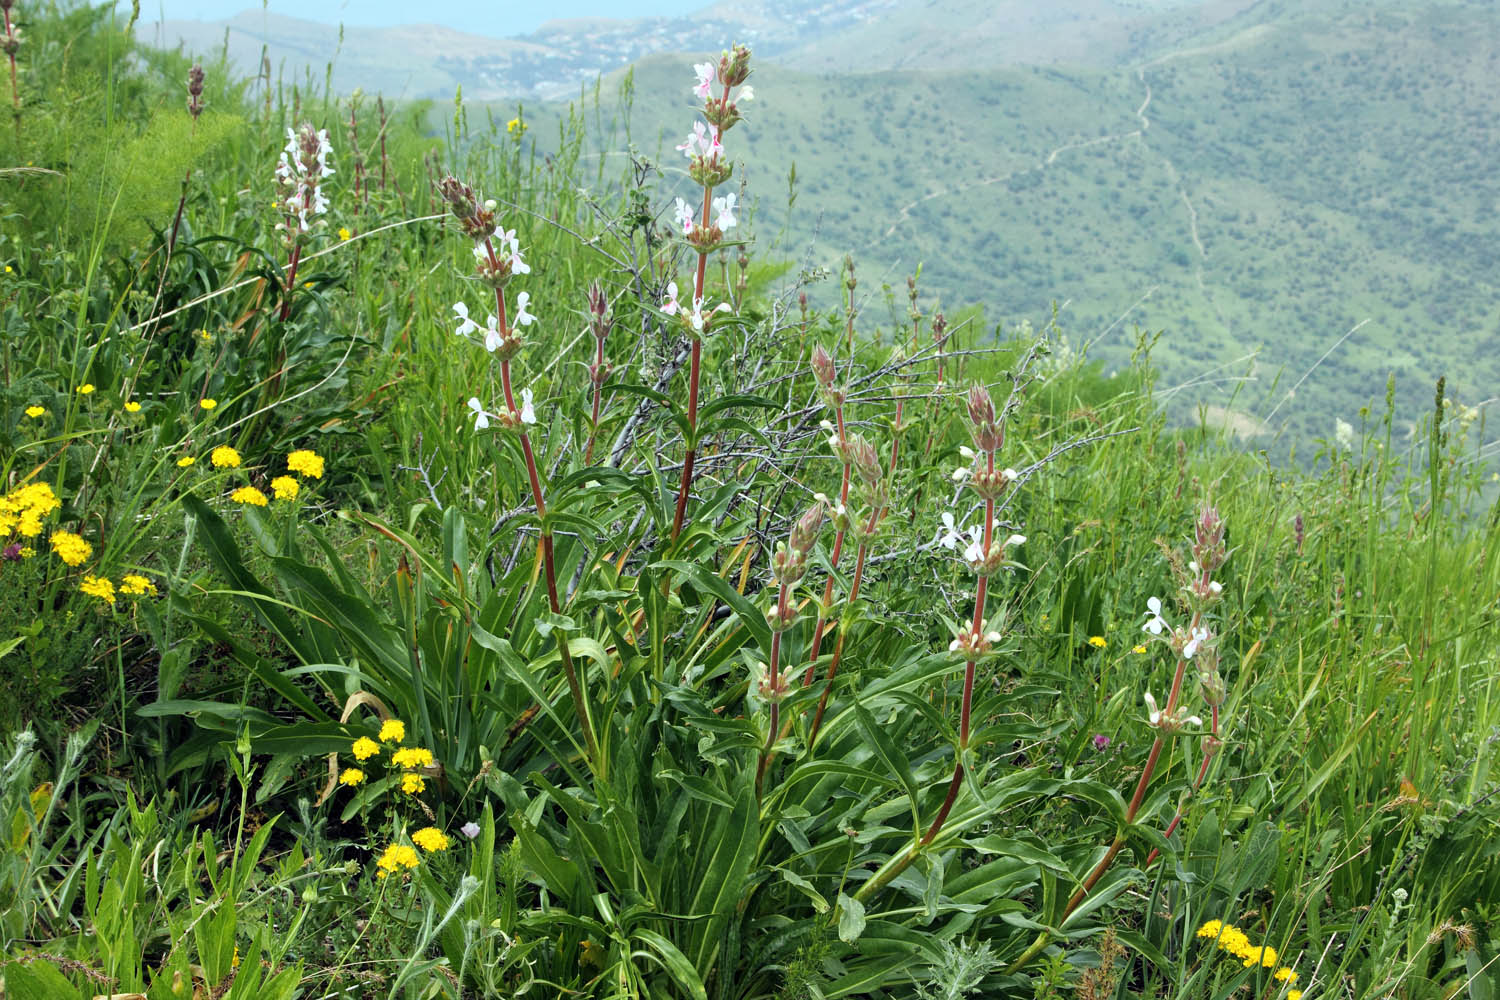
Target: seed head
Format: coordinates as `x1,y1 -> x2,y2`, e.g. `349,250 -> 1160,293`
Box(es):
187,63 -> 206,118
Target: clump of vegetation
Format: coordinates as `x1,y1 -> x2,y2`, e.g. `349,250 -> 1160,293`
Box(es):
0,4 -> 1496,999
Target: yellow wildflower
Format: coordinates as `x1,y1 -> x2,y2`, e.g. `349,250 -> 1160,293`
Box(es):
1275,967 -> 1299,984
391,747 -> 434,770
200,398 -> 217,411
18,547 -> 33,558
506,116 -> 525,135
120,574 -> 157,596
411,827 -> 449,852
80,575 -> 116,604
124,401 -> 141,413
25,405 -> 44,418
338,767 -> 365,787
1196,920 -> 1225,939
1242,944 -> 1277,969
77,384 -> 95,395
270,476 -> 300,501
338,227 -> 352,241
287,449 -> 325,479
1,483 -> 61,539
375,843 -> 420,879
1287,992 -> 1302,1000
231,486 -> 269,507
400,773 -> 425,795
50,530 -> 92,566
378,718 -> 405,743
1088,635 -> 1106,648
177,456 -> 196,467
351,737 -> 380,760
1132,644 -> 1147,654
210,446 -> 241,468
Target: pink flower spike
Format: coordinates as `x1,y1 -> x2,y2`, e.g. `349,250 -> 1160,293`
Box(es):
662,281 -> 682,315
693,61 -> 716,99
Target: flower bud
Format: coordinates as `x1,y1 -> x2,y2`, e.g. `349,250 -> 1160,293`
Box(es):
789,500 -> 825,554
187,63 -> 206,119
848,435 -> 881,489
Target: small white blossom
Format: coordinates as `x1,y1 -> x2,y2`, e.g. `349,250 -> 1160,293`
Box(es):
712,192 -> 737,231
519,387 -> 537,425
1005,534 -> 1026,548
1183,625 -> 1210,659
1142,596 -> 1169,635
693,61 -> 716,99
467,397 -> 490,431
737,84 -> 754,102
460,821 -> 481,839
674,197 -> 696,236
951,466 -> 971,483
453,301 -> 480,338
661,281 -> 681,315
959,446 -> 976,461
513,291 -> 537,327
687,296 -> 731,332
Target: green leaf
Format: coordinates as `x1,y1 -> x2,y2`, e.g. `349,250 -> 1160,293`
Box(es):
632,928 -> 709,1000
836,891 -> 867,944
852,698 -> 923,833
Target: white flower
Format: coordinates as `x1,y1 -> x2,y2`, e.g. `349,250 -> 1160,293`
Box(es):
674,197 -> 696,235
985,630 -> 1001,643
1144,690 -> 1163,727
737,84 -> 754,102
951,466 -> 971,483
661,281 -> 681,315
1335,418 -> 1354,449
1209,580 -> 1223,594
453,302 -> 480,337
513,291 -> 536,327
460,821 -> 481,839
959,446 -> 976,461
1142,596 -> 1169,635
1002,468 -> 1019,482
687,296 -> 731,332
1005,534 -> 1026,548
675,121 -> 721,160
483,315 -> 503,354
712,192 -> 737,231
1183,625 -> 1210,659
467,397 -> 490,431
519,387 -> 537,425
939,512 -> 962,550
964,536 -> 985,564
693,61 -> 716,99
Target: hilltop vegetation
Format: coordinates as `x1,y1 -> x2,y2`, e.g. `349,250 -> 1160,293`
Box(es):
2,4 -> 1498,1000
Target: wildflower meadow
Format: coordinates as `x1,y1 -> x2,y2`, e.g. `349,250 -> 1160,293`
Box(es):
1,4 -> 1497,998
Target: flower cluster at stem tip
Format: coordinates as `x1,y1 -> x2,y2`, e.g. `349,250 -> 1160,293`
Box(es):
1196,920 -> 1302,998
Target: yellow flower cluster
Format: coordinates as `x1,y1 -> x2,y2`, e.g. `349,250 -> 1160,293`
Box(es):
124,401 -> 142,413
411,827 -> 449,852
379,718 -> 405,743
50,530 -> 93,567
1196,921 -> 1301,998
231,486 -> 269,507
211,446 -> 241,468
390,747 -> 434,769
271,476 -> 299,501
1088,635 -> 1107,648
287,449 -> 325,479
120,574 -> 157,597
1,482 -> 61,539
80,575 -> 116,604
25,405 -> 45,419
339,767 -> 365,786
351,737 -> 380,761
375,843 -> 420,879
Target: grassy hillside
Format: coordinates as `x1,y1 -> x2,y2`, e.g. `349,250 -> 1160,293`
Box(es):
563,0 -> 1498,456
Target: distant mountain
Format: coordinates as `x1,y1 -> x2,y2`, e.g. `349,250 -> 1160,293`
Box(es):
582,0 -> 1500,449
145,0 -> 906,100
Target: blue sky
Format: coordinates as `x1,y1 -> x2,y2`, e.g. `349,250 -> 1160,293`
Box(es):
130,1 -> 710,36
